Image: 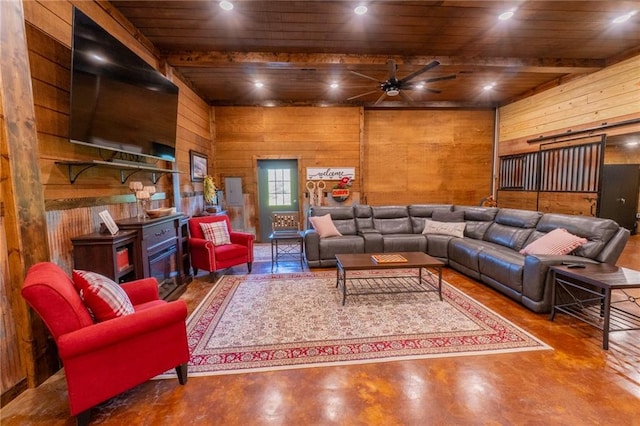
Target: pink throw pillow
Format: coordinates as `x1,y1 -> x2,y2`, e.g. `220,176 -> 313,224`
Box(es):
309,214 -> 342,238
200,221 -> 231,246
72,270 -> 134,322
519,228 -> 587,256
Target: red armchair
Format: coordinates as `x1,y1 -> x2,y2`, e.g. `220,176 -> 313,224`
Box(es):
188,214 -> 255,275
21,262 -> 189,426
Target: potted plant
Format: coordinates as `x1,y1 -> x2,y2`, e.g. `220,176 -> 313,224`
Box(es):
203,175 -> 218,212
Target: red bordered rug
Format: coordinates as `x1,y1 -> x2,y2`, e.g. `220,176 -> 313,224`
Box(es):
158,270 -> 551,377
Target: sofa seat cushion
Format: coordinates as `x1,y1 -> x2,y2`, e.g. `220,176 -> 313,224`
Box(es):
425,234 -> 454,259
381,234 -> 427,252
448,238 -> 488,272
319,235 -> 365,258
214,243 -> 253,261
478,248 -> 526,293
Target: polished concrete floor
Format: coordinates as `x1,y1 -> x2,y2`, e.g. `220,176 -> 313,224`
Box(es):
2,236 -> 639,425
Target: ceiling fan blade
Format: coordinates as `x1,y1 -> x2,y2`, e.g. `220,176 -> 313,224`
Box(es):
426,88 -> 442,94
350,70 -> 382,83
399,60 -> 440,85
347,89 -> 380,101
400,90 -> 415,104
387,59 -> 397,81
421,74 -> 457,84
374,92 -> 387,105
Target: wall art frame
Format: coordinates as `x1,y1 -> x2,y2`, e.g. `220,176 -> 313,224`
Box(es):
190,150 -> 208,182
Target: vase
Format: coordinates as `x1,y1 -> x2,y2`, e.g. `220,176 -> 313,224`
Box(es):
137,199 -> 148,220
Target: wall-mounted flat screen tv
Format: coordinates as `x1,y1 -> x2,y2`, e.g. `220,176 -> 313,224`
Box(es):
69,8 -> 178,162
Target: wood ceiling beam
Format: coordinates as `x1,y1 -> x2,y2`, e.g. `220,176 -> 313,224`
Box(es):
165,51 -> 605,73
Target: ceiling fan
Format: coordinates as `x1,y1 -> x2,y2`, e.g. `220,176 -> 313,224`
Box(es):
347,59 -> 456,104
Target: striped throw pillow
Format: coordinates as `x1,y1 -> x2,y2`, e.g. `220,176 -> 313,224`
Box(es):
200,221 -> 231,246
520,228 -> 587,256
72,270 -> 134,322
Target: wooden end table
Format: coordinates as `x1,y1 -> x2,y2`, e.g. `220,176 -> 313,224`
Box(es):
549,263 -> 640,350
335,252 -> 444,305
269,230 -> 304,271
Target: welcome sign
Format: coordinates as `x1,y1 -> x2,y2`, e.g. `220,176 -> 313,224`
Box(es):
306,168 -> 355,181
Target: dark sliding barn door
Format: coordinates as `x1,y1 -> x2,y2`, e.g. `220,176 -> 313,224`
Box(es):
598,164 -> 640,234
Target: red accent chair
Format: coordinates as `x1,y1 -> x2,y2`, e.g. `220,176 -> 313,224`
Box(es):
188,214 -> 255,275
21,262 -> 189,426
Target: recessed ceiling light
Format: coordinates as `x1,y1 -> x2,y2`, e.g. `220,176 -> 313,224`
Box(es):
498,8 -> 515,21
416,83 -> 425,90
613,10 -> 637,24
219,1 -> 233,11
254,81 -> 264,88
330,82 -> 339,89
483,82 -> 496,91
354,5 -> 368,15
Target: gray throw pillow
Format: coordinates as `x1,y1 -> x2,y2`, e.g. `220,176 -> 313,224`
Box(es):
432,209 -> 465,222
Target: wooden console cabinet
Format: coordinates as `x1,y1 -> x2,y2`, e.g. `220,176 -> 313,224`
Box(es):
72,213 -> 191,301
71,230 -> 138,283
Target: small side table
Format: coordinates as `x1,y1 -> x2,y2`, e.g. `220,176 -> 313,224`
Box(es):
269,231 -> 304,271
549,263 -> 640,349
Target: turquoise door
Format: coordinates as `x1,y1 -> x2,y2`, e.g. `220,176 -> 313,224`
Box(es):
257,159 -> 299,242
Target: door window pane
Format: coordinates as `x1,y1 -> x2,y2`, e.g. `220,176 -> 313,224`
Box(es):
268,168 -> 292,206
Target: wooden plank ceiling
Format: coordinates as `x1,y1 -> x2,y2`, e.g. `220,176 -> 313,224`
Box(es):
110,0 -> 640,108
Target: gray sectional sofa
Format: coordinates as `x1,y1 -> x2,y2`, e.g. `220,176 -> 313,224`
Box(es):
303,204 -> 630,313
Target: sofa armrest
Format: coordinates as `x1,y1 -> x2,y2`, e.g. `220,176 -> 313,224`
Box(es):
230,231 -> 254,246
189,237 -> 214,252
303,230 -> 320,261
359,230 -> 383,253
120,278 -> 159,305
522,254 -> 598,311
57,300 -> 188,358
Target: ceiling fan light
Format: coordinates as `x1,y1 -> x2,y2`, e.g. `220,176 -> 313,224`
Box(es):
354,5 -> 368,15
613,10 -> 637,24
498,9 -> 515,21
219,1 -> 233,11
386,89 -> 400,96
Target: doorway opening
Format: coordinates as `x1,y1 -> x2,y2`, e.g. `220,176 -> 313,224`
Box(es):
257,159 -> 299,242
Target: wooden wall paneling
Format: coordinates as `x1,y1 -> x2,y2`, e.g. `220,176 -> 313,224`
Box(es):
22,0 -> 72,47
496,191 -> 538,211
214,106 -> 361,229
363,109 -> 494,206
498,56 -> 640,154
538,192 -> 597,216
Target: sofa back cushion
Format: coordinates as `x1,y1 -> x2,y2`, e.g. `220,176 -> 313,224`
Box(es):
372,206 -> 413,234
483,209 -> 542,251
408,204 -> 453,233
309,206 -> 357,235
353,204 -> 374,231
531,213 -> 620,259
453,206 -> 499,240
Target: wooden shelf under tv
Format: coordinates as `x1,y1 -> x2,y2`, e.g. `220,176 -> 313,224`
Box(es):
56,159 -> 179,184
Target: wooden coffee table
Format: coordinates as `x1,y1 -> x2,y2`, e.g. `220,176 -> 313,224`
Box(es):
335,252 -> 444,305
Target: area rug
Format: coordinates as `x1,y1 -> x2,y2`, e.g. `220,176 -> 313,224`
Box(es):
158,270 -> 551,377
252,243 -> 273,262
